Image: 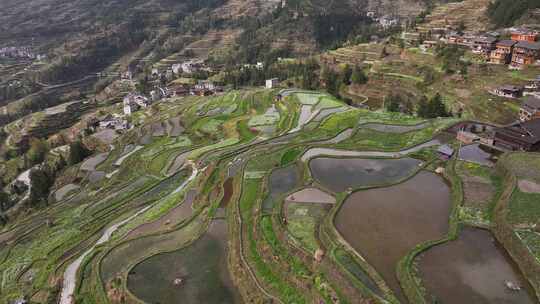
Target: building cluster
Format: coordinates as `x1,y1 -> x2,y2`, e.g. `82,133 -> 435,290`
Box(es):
404,27 -> 540,70
455,119 -> 540,153
490,76 -> 540,99
96,115 -> 130,131
123,92 -> 151,115
366,11 -> 400,29
0,46 -> 45,60
167,80 -> 224,98
153,59 -> 212,81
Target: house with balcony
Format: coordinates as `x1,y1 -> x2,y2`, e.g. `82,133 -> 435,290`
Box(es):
490,40 -> 517,64
511,41 -> 540,69
511,30 -> 538,42
520,96 -> 540,122
472,36 -> 497,57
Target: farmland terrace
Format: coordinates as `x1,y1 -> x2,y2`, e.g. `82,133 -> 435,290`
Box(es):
0,89 -> 539,304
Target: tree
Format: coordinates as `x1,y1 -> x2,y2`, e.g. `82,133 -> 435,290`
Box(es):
351,65 -> 368,85
68,141 -> 90,166
456,21 -> 466,35
0,190 -> 9,211
321,67 -> 340,97
417,95 -> 430,118
29,167 -> 54,207
418,93 -> 449,118
27,138 -> 48,166
380,46 -> 388,59
341,64 -> 352,85
384,94 -> 401,112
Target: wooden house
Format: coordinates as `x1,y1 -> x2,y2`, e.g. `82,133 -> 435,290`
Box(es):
490,85 -> 523,98
511,41 -> 540,69
472,36 -> 497,56
490,40 -> 517,64
511,31 -> 538,42
520,96 -> 540,122
493,119 -> 540,151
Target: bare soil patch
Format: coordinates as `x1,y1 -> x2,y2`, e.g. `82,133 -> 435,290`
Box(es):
518,180 -> 540,194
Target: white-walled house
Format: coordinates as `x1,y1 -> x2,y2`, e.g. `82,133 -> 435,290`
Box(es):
266,78 -> 279,89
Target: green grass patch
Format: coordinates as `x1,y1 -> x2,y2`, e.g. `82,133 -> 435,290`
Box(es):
280,147 -> 303,166
508,189 -> 540,224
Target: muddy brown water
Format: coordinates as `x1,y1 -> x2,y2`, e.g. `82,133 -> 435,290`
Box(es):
220,178 -> 234,207
310,157 -> 422,193
335,171 -> 451,302
418,227 -> 537,304
127,220 -> 242,304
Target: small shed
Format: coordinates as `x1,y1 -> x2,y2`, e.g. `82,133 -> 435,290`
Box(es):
437,145 -> 455,159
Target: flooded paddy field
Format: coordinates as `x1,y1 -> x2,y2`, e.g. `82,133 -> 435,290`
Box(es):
458,143 -> 497,167
309,157 -> 422,192
127,220 -> 242,304
220,178 -> 234,207
418,227 -> 537,304
335,171 -> 451,301
100,215 -> 205,287
262,164 -> 300,213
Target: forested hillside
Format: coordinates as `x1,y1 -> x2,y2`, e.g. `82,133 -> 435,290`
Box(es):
487,0 -> 540,27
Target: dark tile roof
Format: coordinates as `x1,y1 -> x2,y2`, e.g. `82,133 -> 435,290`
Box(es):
523,96 -> 540,110
496,40 -> 517,47
522,118 -> 540,138
499,85 -> 523,91
515,41 -> 540,50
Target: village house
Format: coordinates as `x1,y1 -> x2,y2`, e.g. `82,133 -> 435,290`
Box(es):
490,40 -> 517,64
379,15 -> 399,29
472,36 -> 497,56
123,101 -> 139,115
437,145 -> 455,160
169,85 -> 189,97
266,78 -> 279,89
123,92 -> 150,115
445,32 -> 475,47
492,118 -> 540,151
511,41 -> 540,69
520,96 -> 540,122
457,130 -> 481,144
121,70 -> 133,80
420,40 -> 438,52
490,85 -> 523,98
195,80 -> 215,91
525,75 -> 540,91
511,30 -> 538,42
99,115 -> 129,130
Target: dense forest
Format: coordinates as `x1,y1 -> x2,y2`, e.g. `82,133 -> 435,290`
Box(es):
487,0 -> 540,27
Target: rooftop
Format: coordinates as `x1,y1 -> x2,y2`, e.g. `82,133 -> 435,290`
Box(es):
523,96 -> 540,110
515,41 -> 540,50
496,40 -> 517,47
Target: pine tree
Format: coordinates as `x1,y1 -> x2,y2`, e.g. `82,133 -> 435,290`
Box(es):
342,64 -> 352,85
351,65 -> 368,85
417,95 -> 430,118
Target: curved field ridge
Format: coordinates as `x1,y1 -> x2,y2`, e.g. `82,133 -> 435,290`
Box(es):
59,205 -> 152,304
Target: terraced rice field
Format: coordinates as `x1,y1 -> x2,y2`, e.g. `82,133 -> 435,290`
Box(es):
2,89 -> 538,304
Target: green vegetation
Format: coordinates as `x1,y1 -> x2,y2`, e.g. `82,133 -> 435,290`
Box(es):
280,147 -> 303,166
487,0 -> 540,27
